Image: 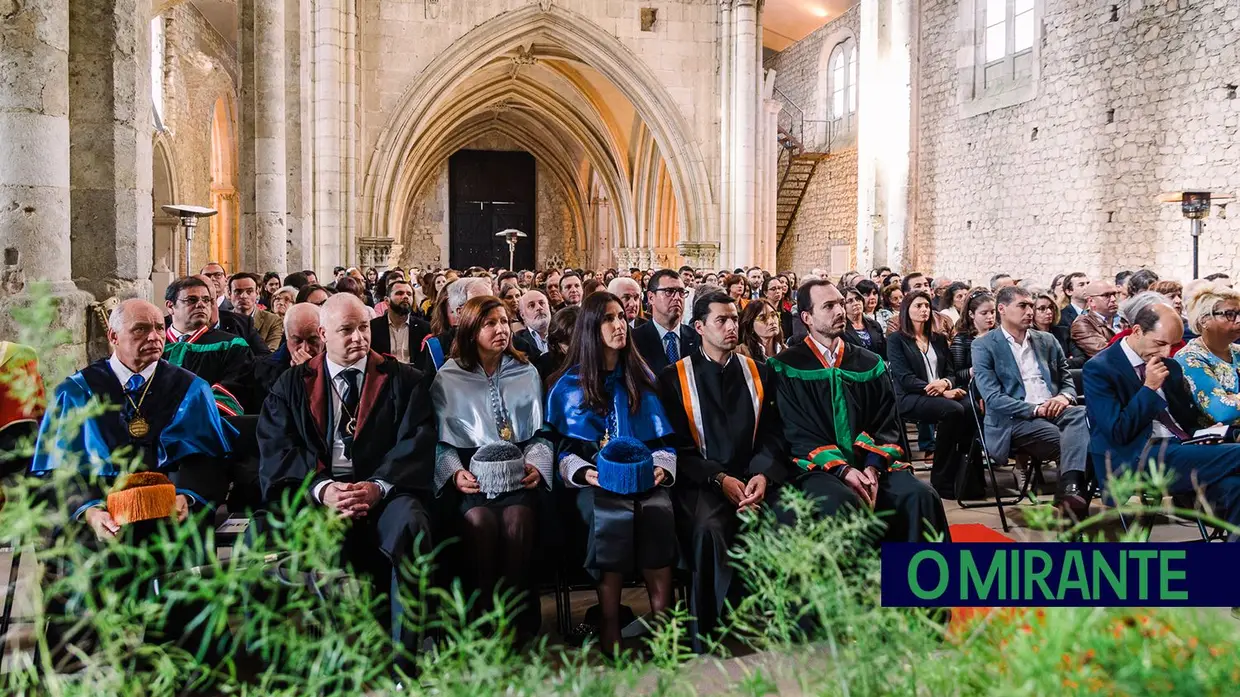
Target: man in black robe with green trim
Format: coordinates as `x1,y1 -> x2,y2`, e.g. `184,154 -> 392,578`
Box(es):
767,279 -> 949,543
162,276 -> 256,414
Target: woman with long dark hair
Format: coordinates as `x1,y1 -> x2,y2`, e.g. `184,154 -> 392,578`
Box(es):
546,292 -> 677,653
420,271 -> 446,317
432,296 -> 549,636
736,298 -> 785,363
949,290 -> 995,388
259,271 -> 282,310
886,290 -> 973,499
537,305 -> 579,381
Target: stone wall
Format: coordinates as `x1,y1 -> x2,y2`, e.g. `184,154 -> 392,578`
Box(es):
162,3 -> 239,272
776,147 -> 859,275
766,7 -> 861,275
914,0 -> 1240,284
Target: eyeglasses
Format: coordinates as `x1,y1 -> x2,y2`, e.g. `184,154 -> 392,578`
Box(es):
1096,292 -> 1119,299
203,271 -> 226,280
1211,309 -> 1240,323
177,295 -> 212,307
654,288 -> 689,298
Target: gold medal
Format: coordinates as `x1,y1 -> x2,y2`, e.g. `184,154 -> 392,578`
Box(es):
499,423 -> 514,441
127,416 -> 150,438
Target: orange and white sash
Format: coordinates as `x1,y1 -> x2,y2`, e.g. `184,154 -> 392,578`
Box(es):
675,354 -> 764,458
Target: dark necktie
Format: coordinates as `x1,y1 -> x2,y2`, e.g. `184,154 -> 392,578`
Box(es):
338,368 -> 362,458
664,331 -> 680,365
123,374 -> 144,421
1134,363 -> 1190,440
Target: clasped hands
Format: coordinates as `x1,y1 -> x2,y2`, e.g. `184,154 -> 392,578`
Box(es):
842,465 -> 882,509
1034,394 -> 1073,419
455,464 -> 544,494
322,481 -> 383,518
85,494 -> 191,541
718,473 -> 768,513
924,378 -> 964,400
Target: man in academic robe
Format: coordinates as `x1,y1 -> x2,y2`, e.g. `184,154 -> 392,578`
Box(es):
370,279 -> 430,366
256,303 -> 324,395
163,276 -> 257,414
658,290 -> 788,652
512,289 -> 551,359
31,299 -> 235,539
767,279 -> 949,543
633,269 -> 700,375
257,292 -> 436,665
228,272 -> 284,351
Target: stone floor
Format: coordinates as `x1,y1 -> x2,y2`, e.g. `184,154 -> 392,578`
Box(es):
0,444 -> 1217,672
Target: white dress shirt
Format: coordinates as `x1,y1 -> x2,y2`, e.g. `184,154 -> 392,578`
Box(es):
920,340 -> 940,382
1002,327 -> 1053,406
389,318 -> 411,364
167,324 -> 192,342
808,334 -> 839,365
1119,338 -> 1179,439
108,354 -> 158,387
311,355 -> 392,503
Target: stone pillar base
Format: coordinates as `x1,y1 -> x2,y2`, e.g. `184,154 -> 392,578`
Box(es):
0,284 -> 96,379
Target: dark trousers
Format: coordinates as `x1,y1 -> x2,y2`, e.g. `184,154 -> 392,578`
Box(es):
1140,440 -> 1240,541
777,469 -> 952,543
898,394 -> 975,493
674,486 -> 740,652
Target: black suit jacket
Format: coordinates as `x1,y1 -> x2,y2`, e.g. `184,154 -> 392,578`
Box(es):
369,314 -> 431,367
512,328 -> 546,360
886,332 -> 956,398
1059,303 -> 1083,329
257,350 -> 436,505
632,320 -> 701,375
218,310 -> 271,356
842,316 -> 887,359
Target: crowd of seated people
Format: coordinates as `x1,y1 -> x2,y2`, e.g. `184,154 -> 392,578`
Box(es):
11,256 -> 1240,674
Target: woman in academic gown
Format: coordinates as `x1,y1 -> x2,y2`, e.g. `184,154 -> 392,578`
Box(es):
545,291 -> 678,653
431,296 -> 552,634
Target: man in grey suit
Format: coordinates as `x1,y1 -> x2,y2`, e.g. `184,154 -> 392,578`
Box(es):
971,285 -> 1091,518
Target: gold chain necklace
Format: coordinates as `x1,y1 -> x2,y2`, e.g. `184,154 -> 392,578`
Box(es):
125,366 -> 157,438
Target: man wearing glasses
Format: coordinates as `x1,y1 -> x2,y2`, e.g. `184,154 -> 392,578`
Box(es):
201,262 -> 233,312
632,269 -> 700,375
163,276 -> 257,415
1069,280 -> 1121,360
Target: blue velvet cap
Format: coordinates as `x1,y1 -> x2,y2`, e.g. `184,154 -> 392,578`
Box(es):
596,437 -> 655,495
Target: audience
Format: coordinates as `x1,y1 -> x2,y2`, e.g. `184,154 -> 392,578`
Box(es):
1069,280 -> 1120,360
1032,292 -> 1072,360
513,289 -> 551,360
876,284 -> 903,330
949,290 -> 995,389
632,269 -> 698,375
370,279 -> 431,366
1058,271 -> 1091,327
1175,285 -> 1240,426
842,288 -> 886,358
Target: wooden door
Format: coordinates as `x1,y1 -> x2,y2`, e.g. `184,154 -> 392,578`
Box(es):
449,150 -> 536,270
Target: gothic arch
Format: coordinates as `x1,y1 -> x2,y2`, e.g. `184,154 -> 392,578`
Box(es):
152,133 -> 181,274
363,4 -> 714,251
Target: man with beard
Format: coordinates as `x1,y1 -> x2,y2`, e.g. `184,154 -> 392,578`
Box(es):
607,276 -> 646,328
632,269 -> 699,375
767,279 -> 949,542
162,276 -> 257,414
746,267 -> 766,301
370,280 -> 430,366
519,270 -> 535,290
658,290 -> 787,651
229,272 -> 284,351
257,293 -> 435,673
512,289 -> 551,359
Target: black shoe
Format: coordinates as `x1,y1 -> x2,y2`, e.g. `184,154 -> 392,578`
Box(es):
1054,471 -> 1090,520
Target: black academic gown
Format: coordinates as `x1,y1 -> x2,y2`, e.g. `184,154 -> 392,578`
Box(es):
768,340 -> 950,543
257,350 -> 436,654
163,326 -> 259,413
658,352 -> 787,650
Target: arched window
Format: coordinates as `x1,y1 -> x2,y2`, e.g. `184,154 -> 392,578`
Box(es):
979,0 -> 1035,91
151,16 -> 166,130
827,39 -> 857,137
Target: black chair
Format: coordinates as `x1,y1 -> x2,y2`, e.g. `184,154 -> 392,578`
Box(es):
958,382 -> 1051,532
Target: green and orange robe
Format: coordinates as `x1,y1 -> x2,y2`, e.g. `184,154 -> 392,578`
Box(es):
163,325 -> 255,415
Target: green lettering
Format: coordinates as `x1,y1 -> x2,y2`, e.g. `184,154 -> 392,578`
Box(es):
1129,550 -> 1157,600
1092,550 -> 1126,600
962,550 -> 1004,600
1023,550 -> 1054,600
908,550 -> 949,600
1056,550 -> 1090,600
1159,550 -> 1188,601
1010,545 -> 1019,600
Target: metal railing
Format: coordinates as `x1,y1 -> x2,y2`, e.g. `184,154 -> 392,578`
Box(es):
773,86 -> 835,155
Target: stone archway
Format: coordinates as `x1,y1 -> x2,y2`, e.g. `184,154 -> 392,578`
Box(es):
152,133 -> 181,278
362,4 -> 715,262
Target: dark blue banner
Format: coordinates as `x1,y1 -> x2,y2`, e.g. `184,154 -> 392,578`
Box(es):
880,543 -> 1240,607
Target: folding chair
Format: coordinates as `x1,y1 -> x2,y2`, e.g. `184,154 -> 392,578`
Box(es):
957,382 -> 1047,532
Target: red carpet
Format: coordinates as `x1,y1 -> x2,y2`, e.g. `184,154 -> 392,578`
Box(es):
945,524 -> 1017,636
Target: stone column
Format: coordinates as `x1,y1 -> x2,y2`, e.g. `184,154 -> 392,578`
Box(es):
731,0 -> 758,268
68,0 -> 153,300
717,0 -> 733,269
761,97 -> 783,271
313,0 -> 344,274
253,0 -> 288,274
0,0 -> 73,290
0,0 -> 91,362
